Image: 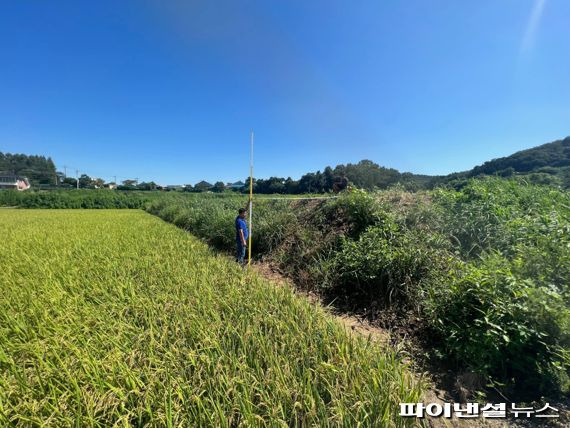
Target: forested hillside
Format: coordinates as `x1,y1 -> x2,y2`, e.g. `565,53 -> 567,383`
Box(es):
250,137 -> 570,192
471,137 -> 570,174
436,136 -> 570,188
0,152 -> 56,185
250,160 -> 431,194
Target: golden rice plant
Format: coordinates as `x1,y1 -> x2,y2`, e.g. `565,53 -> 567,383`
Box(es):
0,209 -> 422,427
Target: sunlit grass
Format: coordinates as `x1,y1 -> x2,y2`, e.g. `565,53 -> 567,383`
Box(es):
0,209 -> 422,426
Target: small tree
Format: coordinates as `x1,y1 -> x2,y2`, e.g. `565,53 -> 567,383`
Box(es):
78,174 -> 92,188
62,177 -> 77,187
212,181 -> 226,193
138,181 -> 157,191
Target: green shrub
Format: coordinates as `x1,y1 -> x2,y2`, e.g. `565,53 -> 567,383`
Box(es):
324,189 -> 383,238
426,253 -> 570,394
144,182 -> 570,396
0,189 -> 155,209
325,217 -> 437,308
432,177 -> 570,260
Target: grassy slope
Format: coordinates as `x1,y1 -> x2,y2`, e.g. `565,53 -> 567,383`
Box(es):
0,209 -> 422,427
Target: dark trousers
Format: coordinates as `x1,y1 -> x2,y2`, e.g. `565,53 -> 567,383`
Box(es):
236,243 -> 246,265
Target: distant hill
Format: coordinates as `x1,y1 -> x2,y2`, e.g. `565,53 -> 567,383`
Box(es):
433,136 -> 570,188
250,160 -> 433,193
320,136 -> 570,191
470,136 -> 570,175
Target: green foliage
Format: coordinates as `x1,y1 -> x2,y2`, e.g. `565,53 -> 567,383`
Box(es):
0,152 -> 56,186
194,180 -> 213,191
426,254 -> 570,393
252,160 -> 431,194
432,136 -> 570,188
432,177 -> 570,259
471,137 -> 570,176
0,209 -> 422,426
147,179 -> 570,396
334,160 -> 402,190
324,189 -> 384,238
424,178 -> 570,394
0,189 -> 155,208
6,177 -> 569,397
329,225 -> 437,308
212,181 -> 226,192
147,194 -> 296,257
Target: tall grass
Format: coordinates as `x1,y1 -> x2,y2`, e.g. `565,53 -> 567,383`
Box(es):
0,209 -> 422,426
146,179 -> 570,397
0,189 -> 156,208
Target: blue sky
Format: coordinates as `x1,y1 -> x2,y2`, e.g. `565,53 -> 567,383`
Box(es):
1,0 -> 568,184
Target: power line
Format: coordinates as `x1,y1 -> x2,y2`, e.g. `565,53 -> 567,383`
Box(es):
2,162 -> 141,186
55,164 -> 140,184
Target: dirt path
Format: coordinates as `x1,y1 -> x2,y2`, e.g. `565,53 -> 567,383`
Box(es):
253,262 -> 392,343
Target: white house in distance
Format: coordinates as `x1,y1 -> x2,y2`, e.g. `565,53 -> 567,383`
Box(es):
0,176 -> 31,191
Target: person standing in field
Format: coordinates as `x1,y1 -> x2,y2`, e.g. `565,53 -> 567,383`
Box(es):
235,207 -> 248,265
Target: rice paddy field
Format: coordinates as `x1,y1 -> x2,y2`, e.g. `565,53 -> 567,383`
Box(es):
0,209 -> 422,427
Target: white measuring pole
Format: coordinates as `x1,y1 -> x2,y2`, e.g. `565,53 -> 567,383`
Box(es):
248,131 -> 254,266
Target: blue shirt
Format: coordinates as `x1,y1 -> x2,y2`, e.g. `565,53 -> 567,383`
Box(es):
235,216 -> 248,243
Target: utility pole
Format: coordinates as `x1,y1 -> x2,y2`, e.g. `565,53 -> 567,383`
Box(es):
76,169 -> 79,190
63,165 -> 68,178
248,131 -> 254,267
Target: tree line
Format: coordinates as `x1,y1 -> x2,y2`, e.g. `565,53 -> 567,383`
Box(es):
0,151 -> 431,192
3,136 -> 568,192
239,161 -> 431,194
